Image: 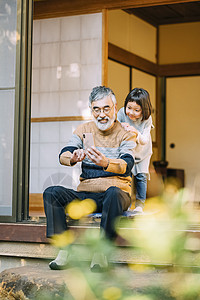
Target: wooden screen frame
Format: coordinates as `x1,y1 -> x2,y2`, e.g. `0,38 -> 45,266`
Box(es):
1,0 -> 200,242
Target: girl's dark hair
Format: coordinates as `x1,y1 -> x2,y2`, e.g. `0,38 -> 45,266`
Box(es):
124,88 -> 152,120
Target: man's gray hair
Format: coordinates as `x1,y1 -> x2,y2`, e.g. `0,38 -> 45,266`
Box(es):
89,86 -> 116,107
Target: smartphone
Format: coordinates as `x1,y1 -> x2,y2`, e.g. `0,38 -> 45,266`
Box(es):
83,133 -> 95,149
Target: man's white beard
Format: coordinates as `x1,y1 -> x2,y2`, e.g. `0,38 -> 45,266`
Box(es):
94,109 -> 116,131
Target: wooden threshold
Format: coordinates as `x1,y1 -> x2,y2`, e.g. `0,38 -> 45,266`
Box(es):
0,223 -> 100,244
0,223 -> 48,243
1,222 -> 200,244
29,193 -> 45,217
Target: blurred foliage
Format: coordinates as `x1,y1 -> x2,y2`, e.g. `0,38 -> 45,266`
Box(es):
43,179 -> 200,300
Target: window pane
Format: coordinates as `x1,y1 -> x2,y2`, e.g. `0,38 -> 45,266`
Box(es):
0,0 -> 17,88
0,0 -> 17,216
0,90 -> 15,216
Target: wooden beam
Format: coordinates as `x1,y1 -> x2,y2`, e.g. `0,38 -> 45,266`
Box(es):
109,43 -> 200,77
33,0 -> 200,19
31,116 -> 92,123
108,43 -> 158,76
159,62 -> 200,76
157,15 -> 200,25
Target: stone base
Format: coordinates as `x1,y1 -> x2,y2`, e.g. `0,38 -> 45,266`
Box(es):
0,264 -> 66,299
1,264 -> 200,299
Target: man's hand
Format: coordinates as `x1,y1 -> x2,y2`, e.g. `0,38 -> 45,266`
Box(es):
70,149 -> 86,165
86,146 -> 109,168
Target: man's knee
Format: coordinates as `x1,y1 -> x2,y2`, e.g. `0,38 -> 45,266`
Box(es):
105,186 -> 130,211
104,187 -> 124,206
106,186 -> 123,198
43,186 -> 62,205
43,186 -> 52,201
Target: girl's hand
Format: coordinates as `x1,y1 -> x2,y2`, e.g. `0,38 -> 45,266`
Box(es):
127,126 -> 138,135
121,122 -> 130,130
86,146 -> 109,168
70,149 -> 86,164
121,123 -> 138,135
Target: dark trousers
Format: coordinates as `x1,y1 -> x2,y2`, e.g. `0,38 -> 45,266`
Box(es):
43,185 -> 131,240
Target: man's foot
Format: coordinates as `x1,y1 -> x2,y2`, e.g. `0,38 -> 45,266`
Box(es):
124,206 -> 144,216
49,250 -> 69,270
90,252 -> 108,272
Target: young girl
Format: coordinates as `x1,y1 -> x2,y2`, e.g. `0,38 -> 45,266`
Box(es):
117,88 -> 153,214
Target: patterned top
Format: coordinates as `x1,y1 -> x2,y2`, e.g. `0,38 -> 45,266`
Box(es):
59,120 -> 136,195
117,107 -> 153,178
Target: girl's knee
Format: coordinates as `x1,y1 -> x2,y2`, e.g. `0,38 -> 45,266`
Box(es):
136,173 -> 147,182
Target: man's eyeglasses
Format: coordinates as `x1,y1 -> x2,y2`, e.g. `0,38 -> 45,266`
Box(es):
92,104 -> 114,116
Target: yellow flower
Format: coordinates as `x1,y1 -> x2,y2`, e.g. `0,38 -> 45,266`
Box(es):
66,199 -> 83,220
81,198 -> 97,215
103,287 -> 122,300
51,230 -> 75,247
66,198 -> 96,220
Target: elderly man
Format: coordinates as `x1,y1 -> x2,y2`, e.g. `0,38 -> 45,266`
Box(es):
43,86 -> 136,271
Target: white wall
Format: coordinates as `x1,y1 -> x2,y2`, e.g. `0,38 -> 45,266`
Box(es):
108,10 -> 157,63
159,22 -> 200,64
108,60 -> 130,109
166,76 -> 200,189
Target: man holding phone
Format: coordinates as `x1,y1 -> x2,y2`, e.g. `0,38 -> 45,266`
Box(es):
43,86 -> 137,271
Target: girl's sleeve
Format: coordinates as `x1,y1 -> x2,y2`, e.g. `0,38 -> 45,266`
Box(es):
137,116 -> 153,145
